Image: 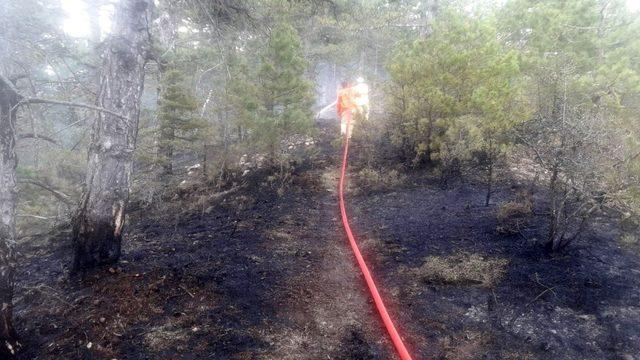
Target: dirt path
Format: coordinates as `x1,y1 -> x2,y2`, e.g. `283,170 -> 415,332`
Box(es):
250,124 -> 394,359
255,165 -> 392,359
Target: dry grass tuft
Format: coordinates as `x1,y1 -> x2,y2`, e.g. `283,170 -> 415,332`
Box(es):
413,252 -> 509,287
496,193 -> 533,234
354,167 -> 405,193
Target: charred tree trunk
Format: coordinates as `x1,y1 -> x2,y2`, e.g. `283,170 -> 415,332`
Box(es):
0,75 -> 21,357
485,159 -> 493,207
72,0 -> 153,272
545,164 -> 560,252
485,140 -> 494,207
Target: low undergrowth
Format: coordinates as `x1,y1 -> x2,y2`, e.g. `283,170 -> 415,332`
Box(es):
409,252 -> 509,287
353,167 -> 406,194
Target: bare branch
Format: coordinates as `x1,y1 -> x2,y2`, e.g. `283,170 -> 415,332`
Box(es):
13,98 -> 128,120
17,133 -> 60,146
0,73 -> 24,99
2,73 -> 128,121
19,179 -> 73,205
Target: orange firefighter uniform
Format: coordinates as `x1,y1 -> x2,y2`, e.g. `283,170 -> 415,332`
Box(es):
337,86 -> 358,138
337,79 -> 370,138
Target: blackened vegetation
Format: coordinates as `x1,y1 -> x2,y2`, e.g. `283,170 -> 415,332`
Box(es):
351,176 -> 640,359
14,125 -> 388,359
0,75 -> 21,357
12,126 -> 640,359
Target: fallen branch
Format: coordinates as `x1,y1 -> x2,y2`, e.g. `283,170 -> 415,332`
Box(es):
179,285 -> 195,298
17,232 -> 51,240
17,214 -> 51,220
210,186 -> 241,201
526,285 -> 558,307
507,273 -> 557,328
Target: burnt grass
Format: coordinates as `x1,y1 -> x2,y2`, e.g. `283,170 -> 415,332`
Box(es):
12,124 -> 640,359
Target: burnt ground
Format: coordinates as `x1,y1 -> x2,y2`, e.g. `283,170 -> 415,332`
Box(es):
12,123 -> 640,359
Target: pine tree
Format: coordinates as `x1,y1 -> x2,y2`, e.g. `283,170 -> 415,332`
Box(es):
157,68 -> 201,176
225,52 -> 259,143
386,9 -> 527,199
254,23 -> 313,161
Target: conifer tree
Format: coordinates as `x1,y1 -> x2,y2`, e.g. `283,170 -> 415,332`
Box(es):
157,68 -> 201,176
225,52 -> 259,143
255,23 -> 313,161
386,10 -> 527,202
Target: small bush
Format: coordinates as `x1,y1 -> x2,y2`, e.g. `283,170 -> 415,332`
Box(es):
412,252 -> 509,287
496,192 -> 533,234
354,167 -> 405,193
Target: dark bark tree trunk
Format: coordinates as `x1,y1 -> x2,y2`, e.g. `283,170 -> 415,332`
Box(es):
424,114 -> 434,164
72,0 -> 153,272
0,75 -> 21,357
485,141 -> 494,207
485,160 -> 493,207
545,164 -> 560,251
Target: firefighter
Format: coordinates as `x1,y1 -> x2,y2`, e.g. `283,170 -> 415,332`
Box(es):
336,80 -> 358,138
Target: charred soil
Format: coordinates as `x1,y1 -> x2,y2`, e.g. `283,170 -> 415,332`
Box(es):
12,124 -> 640,359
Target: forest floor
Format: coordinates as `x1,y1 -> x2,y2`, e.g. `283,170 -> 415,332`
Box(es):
12,123 -> 640,360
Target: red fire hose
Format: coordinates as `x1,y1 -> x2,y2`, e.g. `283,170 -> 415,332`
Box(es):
338,112 -> 413,360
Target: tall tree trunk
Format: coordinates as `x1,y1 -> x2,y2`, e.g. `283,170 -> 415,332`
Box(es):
1,3 -> 21,353
0,75 -> 20,357
72,0 -> 153,272
545,164 -> 560,251
485,141 -> 494,207
485,160 -> 493,207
